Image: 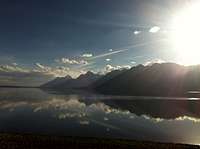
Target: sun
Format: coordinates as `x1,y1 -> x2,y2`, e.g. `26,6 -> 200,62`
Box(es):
171,2 -> 200,65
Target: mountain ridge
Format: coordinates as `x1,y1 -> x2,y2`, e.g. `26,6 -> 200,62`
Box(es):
41,71 -> 101,89
41,63 -> 200,97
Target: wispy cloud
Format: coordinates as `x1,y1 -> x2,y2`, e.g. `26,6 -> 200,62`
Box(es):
144,59 -> 165,66
91,49 -> 129,59
12,63 -> 18,66
35,63 -> 70,77
134,30 -> 141,35
56,58 -> 88,65
35,63 -> 47,70
81,53 -> 93,58
106,58 -> 111,62
131,61 -> 136,64
0,64 -> 53,86
34,63 -> 85,78
149,26 -> 160,33
0,64 -> 28,73
90,39 -> 163,60
103,64 -> 131,73
0,58 -> 88,86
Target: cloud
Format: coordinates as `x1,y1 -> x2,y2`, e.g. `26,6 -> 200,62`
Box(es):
175,116 -> 200,123
0,64 -> 28,73
0,60 -> 88,86
105,65 -> 116,72
0,64 -> 53,86
134,30 -> 141,35
35,63 -> 48,70
61,58 -> 79,64
12,63 -> 18,66
82,53 -> 93,58
90,40 -> 163,60
35,63 -> 84,78
91,49 -> 129,59
106,58 -> 111,62
104,64 -> 131,73
35,63 -> 53,74
131,61 -> 136,64
144,59 -> 165,66
56,58 -> 88,65
35,63 -> 71,77
0,63 -> 72,86
149,26 -> 160,33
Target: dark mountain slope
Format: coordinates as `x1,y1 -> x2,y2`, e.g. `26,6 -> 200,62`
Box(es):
41,71 -> 101,89
90,69 -> 127,88
95,63 -> 200,96
41,75 -> 72,88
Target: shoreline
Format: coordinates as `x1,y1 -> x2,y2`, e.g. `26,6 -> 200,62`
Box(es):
0,86 -> 198,99
0,133 -> 199,149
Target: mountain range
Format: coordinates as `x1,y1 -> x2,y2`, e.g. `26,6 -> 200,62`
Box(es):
41,71 -> 101,89
41,63 -> 200,97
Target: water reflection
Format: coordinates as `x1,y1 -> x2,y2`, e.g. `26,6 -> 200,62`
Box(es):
103,99 -> 200,119
0,88 -> 200,145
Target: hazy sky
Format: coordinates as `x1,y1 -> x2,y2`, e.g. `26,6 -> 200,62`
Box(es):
0,0 -> 191,85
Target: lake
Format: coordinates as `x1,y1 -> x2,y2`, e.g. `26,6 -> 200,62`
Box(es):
0,87 -> 200,145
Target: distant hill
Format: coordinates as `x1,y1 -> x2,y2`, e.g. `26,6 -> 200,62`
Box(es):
41,71 -> 101,89
94,63 -> 200,96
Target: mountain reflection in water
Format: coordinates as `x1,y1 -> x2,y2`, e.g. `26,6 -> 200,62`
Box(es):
0,88 -> 200,145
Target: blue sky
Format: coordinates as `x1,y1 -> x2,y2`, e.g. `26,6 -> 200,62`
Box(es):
0,0 -> 191,85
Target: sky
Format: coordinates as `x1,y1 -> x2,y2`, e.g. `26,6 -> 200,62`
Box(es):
0,0 -> 193,86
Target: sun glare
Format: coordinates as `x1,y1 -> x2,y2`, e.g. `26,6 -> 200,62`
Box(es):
171,2 -> 200,65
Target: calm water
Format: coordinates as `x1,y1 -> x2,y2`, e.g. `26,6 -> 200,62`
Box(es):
0,88 -> 200,145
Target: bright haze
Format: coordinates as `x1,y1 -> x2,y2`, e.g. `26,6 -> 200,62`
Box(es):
0,0 -> 199,86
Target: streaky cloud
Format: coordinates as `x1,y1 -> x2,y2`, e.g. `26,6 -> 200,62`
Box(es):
90,39 -> 165,60
56,58 -> 88,65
